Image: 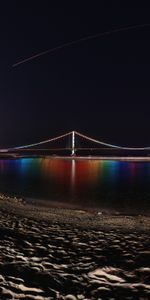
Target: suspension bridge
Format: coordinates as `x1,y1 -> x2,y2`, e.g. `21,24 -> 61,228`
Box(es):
1,131 -> 150,158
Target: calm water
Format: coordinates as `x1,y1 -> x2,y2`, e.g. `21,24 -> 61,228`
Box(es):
0,158 -> 150,214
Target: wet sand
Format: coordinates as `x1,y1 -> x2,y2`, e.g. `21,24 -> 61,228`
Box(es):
0,195 -> 150,299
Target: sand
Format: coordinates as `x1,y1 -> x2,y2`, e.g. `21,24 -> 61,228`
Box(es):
0,194 -> 150,299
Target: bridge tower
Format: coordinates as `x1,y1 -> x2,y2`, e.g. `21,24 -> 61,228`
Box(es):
71,131 -> 75,156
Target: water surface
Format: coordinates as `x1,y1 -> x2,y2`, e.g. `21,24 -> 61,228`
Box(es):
0,158 -> 150,214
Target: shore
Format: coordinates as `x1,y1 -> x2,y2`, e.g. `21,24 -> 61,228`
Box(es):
0,195 -> 150,299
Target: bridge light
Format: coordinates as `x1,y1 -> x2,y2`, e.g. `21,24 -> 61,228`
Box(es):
72,131 -> 75,156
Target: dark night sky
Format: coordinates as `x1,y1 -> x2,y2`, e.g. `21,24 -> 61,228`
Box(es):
0,2 -> 150,147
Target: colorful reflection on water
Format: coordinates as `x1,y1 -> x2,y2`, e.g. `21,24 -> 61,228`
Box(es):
0,158 -> 150,213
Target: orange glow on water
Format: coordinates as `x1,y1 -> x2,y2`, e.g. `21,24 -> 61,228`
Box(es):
40,159 -> 101,189
0,158 -> 150,213
41,159 -> 71,185
75,160 -> 99,187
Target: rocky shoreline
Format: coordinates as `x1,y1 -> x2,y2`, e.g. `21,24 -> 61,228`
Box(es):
0,195 -> 150,299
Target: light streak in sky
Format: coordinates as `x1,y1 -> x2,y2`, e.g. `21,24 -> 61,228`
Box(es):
12,23 -> 150,67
